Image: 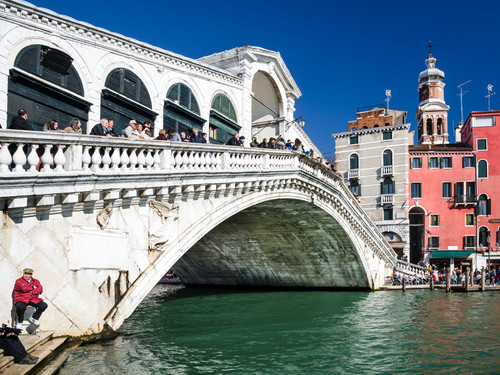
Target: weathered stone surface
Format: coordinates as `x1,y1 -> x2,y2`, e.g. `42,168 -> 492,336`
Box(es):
175,200 -> 369,288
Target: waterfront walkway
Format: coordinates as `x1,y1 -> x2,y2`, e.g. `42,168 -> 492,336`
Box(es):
0,332 -> 71,374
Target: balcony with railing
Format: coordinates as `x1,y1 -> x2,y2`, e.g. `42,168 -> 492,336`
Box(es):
381,165 -> 393,177
348,169 -> 359,179
454,194 -> 476,206
381,194 -> 394,205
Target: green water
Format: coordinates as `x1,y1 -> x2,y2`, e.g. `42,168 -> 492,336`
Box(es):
59,285 -> 500,374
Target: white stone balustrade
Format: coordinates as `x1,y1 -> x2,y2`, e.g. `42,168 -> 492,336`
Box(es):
395,260 -> 430,276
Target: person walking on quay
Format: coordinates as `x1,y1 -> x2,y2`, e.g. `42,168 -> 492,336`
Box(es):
13,268 -> 48,329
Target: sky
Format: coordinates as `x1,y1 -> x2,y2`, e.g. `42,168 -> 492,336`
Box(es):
30,0 -> 500,157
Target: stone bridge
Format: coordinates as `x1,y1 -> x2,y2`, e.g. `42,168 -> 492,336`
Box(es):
0,130 -> 427,336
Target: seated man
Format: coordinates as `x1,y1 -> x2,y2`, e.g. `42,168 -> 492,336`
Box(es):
0,325 -> 38,364
13,268 -> 48,328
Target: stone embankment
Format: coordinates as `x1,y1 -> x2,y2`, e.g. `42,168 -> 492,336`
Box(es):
0,332 -> 76,374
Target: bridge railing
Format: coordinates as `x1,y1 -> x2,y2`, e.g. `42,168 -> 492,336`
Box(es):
0,130 -> 297,174
395,259 -> 431,277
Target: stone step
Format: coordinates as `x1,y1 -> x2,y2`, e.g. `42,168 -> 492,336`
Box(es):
0,336 -> 67,375
0,331 -> 55,373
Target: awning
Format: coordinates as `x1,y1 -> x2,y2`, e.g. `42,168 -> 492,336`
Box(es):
431,251 -> 475,258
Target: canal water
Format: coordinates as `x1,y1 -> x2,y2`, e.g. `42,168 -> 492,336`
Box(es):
59,285 -> 500,374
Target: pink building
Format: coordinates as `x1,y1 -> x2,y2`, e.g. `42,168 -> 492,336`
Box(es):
461,111 -> 500,270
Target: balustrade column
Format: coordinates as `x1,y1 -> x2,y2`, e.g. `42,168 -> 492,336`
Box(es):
40,145 -> 54,172
12,144 -> 26,172
0,143 -> 12,173
27,145 -> 39,172
53,146 -> 67,172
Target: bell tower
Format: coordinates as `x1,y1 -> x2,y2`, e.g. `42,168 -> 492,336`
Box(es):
416,42 -> 450,144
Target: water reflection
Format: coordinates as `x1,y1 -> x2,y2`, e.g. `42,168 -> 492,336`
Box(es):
59,287 -> 500,374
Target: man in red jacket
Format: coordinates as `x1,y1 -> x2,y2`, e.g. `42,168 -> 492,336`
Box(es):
13,268 -> 48,328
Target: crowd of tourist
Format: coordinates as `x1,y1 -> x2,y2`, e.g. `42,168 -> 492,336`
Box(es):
3,109 -> 339,170
389,260 -> 500,287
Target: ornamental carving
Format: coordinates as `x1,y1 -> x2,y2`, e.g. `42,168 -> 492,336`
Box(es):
97,203 -> 113,230
148,201 -> 180,251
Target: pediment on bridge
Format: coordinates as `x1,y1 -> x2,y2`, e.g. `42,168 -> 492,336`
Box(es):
198,46 -> 302,99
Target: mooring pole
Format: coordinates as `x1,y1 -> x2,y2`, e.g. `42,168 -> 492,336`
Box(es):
446,267 -> 451,293
402,277 -> 406,291
430,272 -> 434,291
481,267 -> 485,292
465,267 -> 470,292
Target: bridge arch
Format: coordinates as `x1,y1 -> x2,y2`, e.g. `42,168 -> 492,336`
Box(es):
107,187 -> 376,330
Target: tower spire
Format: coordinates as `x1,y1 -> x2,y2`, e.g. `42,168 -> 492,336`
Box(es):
416,45 -> 450,145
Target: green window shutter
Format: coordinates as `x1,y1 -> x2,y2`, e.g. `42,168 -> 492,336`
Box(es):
358,184 -> 361,196
392,181 -> 396,193
449,157 -> 452,168
380,182 -> 383,194
428,157 -> 431,168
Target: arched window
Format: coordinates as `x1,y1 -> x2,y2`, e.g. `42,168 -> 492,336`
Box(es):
362,126 -> 368,129
478,160 -> 488,178
209,93 -> 240,143
349,154 -> 359,170
479,226 -> 489,247
383,149 -> 392,166
101,68 -> 157,134
164,83 -> 204,135
381,178 -> 395,194
437,118 -> 442,135
478,194 -> 488,215
426,118 -> 432,135
8,44 -> 90,131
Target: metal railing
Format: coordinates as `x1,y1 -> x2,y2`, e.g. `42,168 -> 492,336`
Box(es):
454,194 -> 476,205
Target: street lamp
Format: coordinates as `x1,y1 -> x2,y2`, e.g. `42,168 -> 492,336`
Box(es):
285,116 -> 306,130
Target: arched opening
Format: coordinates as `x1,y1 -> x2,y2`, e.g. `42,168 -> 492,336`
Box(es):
8,44 -> 90,131
362,126 -> 368,129
349,154 -> 359,170
437,118 -> 442,135
163,83 -> 204,136
251,71 -> 280,140
409,207 -> 425,263
101,68 -> 157,135
478,194 -> 489,215
171,199 -> 369,288
479,226 -> 489,247
426,118 -> 433,135
478,160 -> 488,178
209,93 -> 240,144
383,149 -> 392,166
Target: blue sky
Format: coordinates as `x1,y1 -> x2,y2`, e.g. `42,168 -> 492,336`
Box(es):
31,0 -> 500,156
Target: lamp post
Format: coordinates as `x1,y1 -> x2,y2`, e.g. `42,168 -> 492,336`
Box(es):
285,116 -> 306,131
488,235 -> 491,278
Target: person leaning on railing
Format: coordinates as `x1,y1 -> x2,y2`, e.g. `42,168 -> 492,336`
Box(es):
63,118 -> 82,134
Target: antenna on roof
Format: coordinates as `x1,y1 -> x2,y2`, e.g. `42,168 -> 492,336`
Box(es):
385,90 -> 392,114
486,84 -> 495,111
457,80 -> 471,124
